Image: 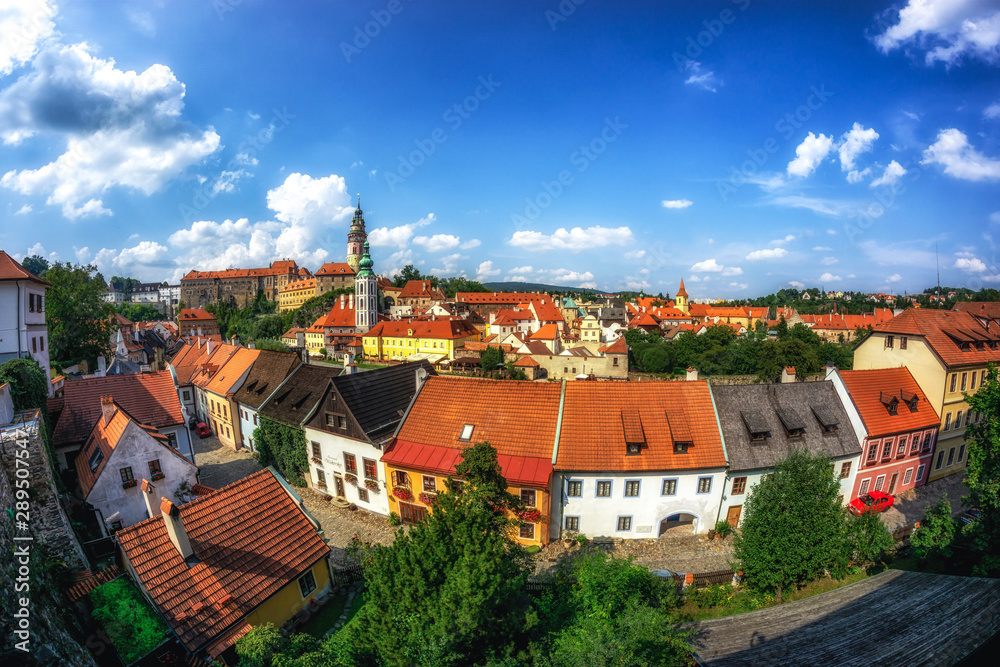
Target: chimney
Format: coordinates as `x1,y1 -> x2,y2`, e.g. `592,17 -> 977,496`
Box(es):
686,367 -> 699,382
97,356 -> 107,376
340,294 -> 345,309
248,341 -> 255,350
416,366 -> 429,392
825,361 -> 837,380
142,479 -> 162,518
349,294 -> 354,309
160,498 -> 194,560
206,339 -> 214,357
781,366 -> 796,383
100,395 -> 115,425
296,331 -> 305,348
197,326 -> 203,337
302,348 -> 310,364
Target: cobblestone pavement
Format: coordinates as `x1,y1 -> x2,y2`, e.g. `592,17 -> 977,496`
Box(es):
879,472 -> 969,532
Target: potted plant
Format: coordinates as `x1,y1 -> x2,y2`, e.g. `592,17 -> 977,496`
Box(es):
151,472 -> 165,482
122,479 -> 137,490
418,492 -> 436,505
348,503 -> 358,511
714,520 -> 732,539
311,456 -> 322,465
392,487 -> 412,501
562,529 -> 578,547
322,494 -> 333,502
364,478 -> 379,492
576,533 -> 587,546
345,473 -> 358,485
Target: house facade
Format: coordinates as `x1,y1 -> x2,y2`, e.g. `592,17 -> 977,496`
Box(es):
203,348 -> 260,449
190,343 -> 239,431
178,308 -> 220,338
0,250 -> 52,394
278,278 -> 318,312
831,366 -> 939,499
232,350 -> 301,452
314,262 -> 356,294
362,319 -> 480,362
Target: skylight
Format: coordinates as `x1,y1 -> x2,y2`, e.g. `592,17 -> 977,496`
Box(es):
459,424 -> 474,441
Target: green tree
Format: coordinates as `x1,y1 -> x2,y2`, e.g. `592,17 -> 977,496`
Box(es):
962,363 -> 1000,575
845,511 -> 893,567
910,496 -> 956,565
732,449 -> 850,602
0,358 -> 49,412
44,262 -> 114,365
252,338 -> 292,353
253,418 -> 309,485
480,345 -> 504,375
116,302 -> 162,322
548,604 -> 689,667
21,254 -> 49,277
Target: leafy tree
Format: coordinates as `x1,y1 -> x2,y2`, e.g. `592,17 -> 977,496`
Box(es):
910,496 -> 956,565
392,264 -> 427,288
236,624 -> 288,667
451,440 -> 524,523
480,345 -> 504,375
548,604 -> 689,667
845,511 -> 893,566
253,417 -> 309,485
252,338 -> 292,353
116,302 -> 162,322
21,254 -> 49,277
732,449 -> 850,602
962,363 -> 1000,575
44,262 -> 114,365
0,358 -> 49,412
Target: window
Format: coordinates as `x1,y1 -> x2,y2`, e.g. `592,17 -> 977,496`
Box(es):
910,436 -> 919,453
916,464 -> 925,481
949,374 -> 957,393
731,477 -> 747,494
393,470 -> 409,487
867,443 -> 878,461
982,370 -> 988,387
459,424 -> 474,441
363,458 -> 377,480
596,480 -> 612,497
897,437 -> 907,455
961,372 -> 968,392
697,476 -> 712,494
166,432 -> 178,449
344,453 -> 357,474
32,337 -> 36,353
148,459 -> 161,475
858,478 -> 870,496
39,337 -> 43,352
947,447 -> 956,466
971,372 -> 978,390
616,516 -> 632,531
903,468 -> 913,485
900,336 -> 907,350
840,462 -> 851,479
521,489 -> 537,506
673,441 -> 690,454
519,523 -> 535,539
565,516 -> 580,531
922,433 -> 932,451
566,480 -> 582,497
935,450 -> 945,470
298,570 -> 317,598
661,478 -> 677,496
885,335 -> 894,349
120,467 -> 134,483
253,414 -> 258,426
624,480 -> 640,497
423,476 -> 437,493
881,441 -> 892,458
874,474 -> 885,491
943,413 -> 952,431
316,469 -> 326,487
182,390 -> 191,401
311,441 -> 322,460
357,488 -> 369,503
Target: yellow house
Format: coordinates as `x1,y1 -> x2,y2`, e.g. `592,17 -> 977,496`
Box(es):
117,469 -> 331,662
203,347 -> 260,450
363,319 -> 480,362
853,308 -> 1000,481
278,278 -> 318,312
305,317 -> 327,357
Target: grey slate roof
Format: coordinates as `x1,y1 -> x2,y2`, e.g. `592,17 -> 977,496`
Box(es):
331,360 -> 435,442
232,350 -> 301,410
711,380 -> 861,473
258,363 -> 342,426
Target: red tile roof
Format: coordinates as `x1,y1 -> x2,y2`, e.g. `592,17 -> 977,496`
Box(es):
598,338 -> 628,354
314,262 -> 355,276
874,308 -> 1000,367
0,250 -> 50,285
190,344 -> 239,390
839,368 -> 940,437
179,308 -> 217,322
204,348 -> 260,396
455,292 -> 548,304
52,372 -> 185,444
116,469 -> 329,653
529,323 -> 560,340
365,319 -> 480,340
384,440 -> 552,487
279,278 -> 316,293
399,280 -> 445,300
955,302 -> 1000,320
513,356 -> 540,367
557,381 -> 726,471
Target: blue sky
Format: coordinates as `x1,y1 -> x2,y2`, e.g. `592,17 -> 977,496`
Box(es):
1,0 -> 999,297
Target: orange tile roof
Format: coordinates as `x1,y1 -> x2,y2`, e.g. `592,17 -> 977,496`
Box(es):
280,327 -> 308,340
874,308 -> 1000,367
513,356 -> 540,367
316,303 -> 356,328
530,323 -> 560,340
0,250 -> 50,285
169,341 -> 211,385
191,344 -> 239,389
205,348 -> 261,396
598,338 -> 628,354
179,308 -> 216,322
556,381 -> 726,471
366,319 -> 480,340
839,368 -> 940,437
399,280 -> 445,300
117,469 -> 328,653
53,372 -> 185,444
314,262 -> 355,276
955,302 -> 1000,320
455,292 -> 548,304
279,278 -> 316,293
676,279 -> 688,297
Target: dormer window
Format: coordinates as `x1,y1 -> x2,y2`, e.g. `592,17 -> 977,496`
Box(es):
812,406 -> 839,433
887,401 -> 898,416
776,407 -> 806,438
459,424 -> 474,441
627,442 -> 641,455
674,441 -> 691,454
741,411 -> 770,442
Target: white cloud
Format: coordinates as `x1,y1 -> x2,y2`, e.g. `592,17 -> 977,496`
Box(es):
116,241 -> 170,267
624,249 -> 646,260
662,199 -> 693,209
506,274 -> 530,283
921,129 -> 1000,181
430,253 -> 464,275
870,160 -> 908,188
0,0 -> 57,77
509,265 -> 533,274
787,132 -> 834,177
770,234 -> 796,246
838,123 -> 879,170
367,213 -> 435,249
746,247 -> 788,260
821,257 -> 839,266
984,102 -> 1000,119
875,0 -> 1000,65
460,238 -> 481,249
788,281 -> 806,289
954,253 -> 987,272
508,225 -> 634,251
266,173 -> 353,226
903,110 -> 921,121
546,268 -> 595,285
819,272 -> 842,282
475,260 -> 501,281
984,274 -> 1000,282
682,60 -> 722,92
0,43 -> 221,218
846,168 -> 871,183
413,233 -> 461,253
722,266 -> 744,276
730,282 -> 749,290
813,246 -> 833,251
687,275 -> 701,282
887,273 -> 902,282
14,204 -> 31,215
691,258 -> 724,272
827,228 -> 837,235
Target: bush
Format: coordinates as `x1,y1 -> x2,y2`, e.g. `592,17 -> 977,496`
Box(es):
714,520 -> 732,538
89,579 -> 169,664
0,357 -> 48,413
388,511 -> 401,526
689,583 -> 731,609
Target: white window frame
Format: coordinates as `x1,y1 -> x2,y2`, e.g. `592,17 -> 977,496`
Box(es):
916,464 -> 925,481
903,467 -> 913,486
858,478 -> 870,496
874,474 -> 886,491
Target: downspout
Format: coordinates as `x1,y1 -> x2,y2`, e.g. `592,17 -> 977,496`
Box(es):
706,378 -> 729,529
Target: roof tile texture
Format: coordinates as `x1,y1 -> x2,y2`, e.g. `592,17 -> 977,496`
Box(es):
840,368 -> 940,436
875,308 -> 1000,367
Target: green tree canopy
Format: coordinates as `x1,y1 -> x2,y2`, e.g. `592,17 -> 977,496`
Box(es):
0,358 -> 49,412
910,496 -> 956,565
116,302 -> 162,322
21,254 -> 49,278
45,262 -> 114,365
962,363 -> 1000,576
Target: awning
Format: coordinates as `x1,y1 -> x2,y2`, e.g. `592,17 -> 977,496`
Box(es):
384,439 -> 552,488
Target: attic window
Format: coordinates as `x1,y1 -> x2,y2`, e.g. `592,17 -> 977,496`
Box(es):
674,441 -> 692,454
887,402 -> 898,416
627,442 -> 641,455
459,424 -> 474,441
811,406 -> 839,433
776,406 -> 806,438
741,411 -> 770,442
88,448 -> 104,473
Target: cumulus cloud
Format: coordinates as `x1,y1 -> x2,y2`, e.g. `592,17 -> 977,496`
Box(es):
887,274 -> 902,282
838,123 -> 879,170
14,204 -> 31,215
0,0 -> 57,77
921,129 -> 1000,181
682,60 -> 722,92
413,233 -> 461,253
367,213 -> 435,248
746,247 -> 788,260
266,173 -> 353,227
985,102 -> 1000,119
662,199 -> 693,209
460,238 -> 481,249
691,258 -> 724,272
813,246 -> 833,251
819,272 -> 842,282
0,43 -> 220,218
788,280 -> 806,289
821,256 -> 839,266
787,132 -> 834,177
730,282 -> 749,290
722,266 -> 744,276
846,168 -> 871,183
874,0 -> 1000,65
870,160 -> 908,187
624,249 -> 646,260
508,225 -> 634,251
954,252 -> 987,272
771,234 -> 796,246
475,260 -> 501,281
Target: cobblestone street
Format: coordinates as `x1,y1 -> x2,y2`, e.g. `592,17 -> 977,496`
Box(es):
879,472 -> 969,532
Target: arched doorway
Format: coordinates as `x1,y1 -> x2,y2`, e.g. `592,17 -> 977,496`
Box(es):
659,512 -> 699,536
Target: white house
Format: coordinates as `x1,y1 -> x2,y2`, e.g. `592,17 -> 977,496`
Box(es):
0,251 -> 52,395
75,397 -> 198,536
231,349 -> 301,452
552,380 -> 729,538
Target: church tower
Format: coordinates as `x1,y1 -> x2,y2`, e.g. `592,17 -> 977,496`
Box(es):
675,279 -> 689,314
355,241 -> 377,331
346,196 -> 367,272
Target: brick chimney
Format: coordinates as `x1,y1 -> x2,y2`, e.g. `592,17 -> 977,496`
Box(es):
100,395 -> 115,426
686,367 -> 698,381
141,479 -> 161,518
781,366 -> 796,383
160,497 -> 194,560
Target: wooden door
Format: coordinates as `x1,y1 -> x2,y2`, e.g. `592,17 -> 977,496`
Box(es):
399,502 -> 427,524
726,505 -> 742,527
334,475 -> 345,498
888,472 -> 898,495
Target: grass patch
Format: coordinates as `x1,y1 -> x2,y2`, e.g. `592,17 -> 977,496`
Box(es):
89,578 -> 170,664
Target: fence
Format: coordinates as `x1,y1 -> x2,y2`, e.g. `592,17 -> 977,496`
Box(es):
332,564 -> 364,587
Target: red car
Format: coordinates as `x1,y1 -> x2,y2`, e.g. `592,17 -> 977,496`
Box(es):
849,490 -> 894,516
195,422 -> 211,438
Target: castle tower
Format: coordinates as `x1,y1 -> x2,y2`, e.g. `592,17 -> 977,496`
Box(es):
675,279 -> 689,314
355,241 -> 377,331
346,196 -> 367,272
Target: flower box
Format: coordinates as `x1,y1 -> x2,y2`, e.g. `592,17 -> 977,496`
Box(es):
122,479 -> 138,490
311,457 -> 322,465
392,487 -> 412,501
364,478 -> 380,492
418,492 -> 437,505
150,472 -> 165,482
345,473 -> 358,485
519,508 -> 542,523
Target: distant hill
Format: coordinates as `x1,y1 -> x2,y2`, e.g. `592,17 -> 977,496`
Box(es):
482,282 -> 606,294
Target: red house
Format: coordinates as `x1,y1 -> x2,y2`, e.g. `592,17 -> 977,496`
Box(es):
837,367 -> 939,499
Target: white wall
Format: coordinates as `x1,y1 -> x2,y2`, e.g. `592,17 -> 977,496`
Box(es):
552,468 -> 727,538
304,425 -> 391,516
237,404 -> 261,452
0,282 -> 51,394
